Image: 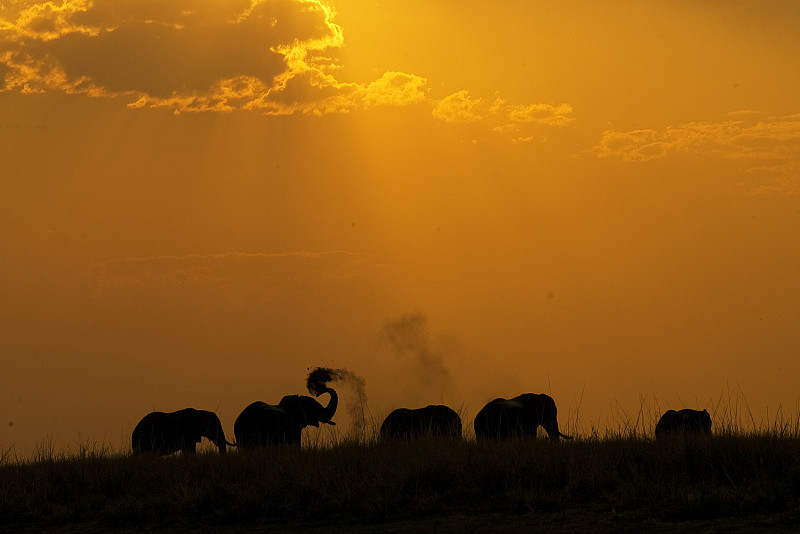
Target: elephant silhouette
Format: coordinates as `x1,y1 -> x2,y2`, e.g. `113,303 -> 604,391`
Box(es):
380,405 -> 462,440
474,393 -> 572,440
655,408 -> 712,438
234,386 -> 338,449
131,408 -> 234,455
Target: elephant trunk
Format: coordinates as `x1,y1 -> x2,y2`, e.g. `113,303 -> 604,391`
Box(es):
216,439 -> 239,452
211,433 -> 230,453
318,387 -> 338,424
209,426 -> 232,452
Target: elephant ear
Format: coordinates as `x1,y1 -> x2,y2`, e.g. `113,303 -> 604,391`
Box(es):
297,396 -> 325,427
279,395 -> 310,428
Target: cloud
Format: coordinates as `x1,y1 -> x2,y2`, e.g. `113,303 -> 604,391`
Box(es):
593,114 -> 800,161
433,89 -> 574,131
506,102 -> 574,127
1,1 -> 574,128
432,90 -> 482,123
89,251 -> 382,297
591,113 -> 800,194
0,0 -> 424,114
361,71 -> 427,107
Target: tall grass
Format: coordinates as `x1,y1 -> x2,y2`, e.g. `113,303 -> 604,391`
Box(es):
2,396 -> 800,531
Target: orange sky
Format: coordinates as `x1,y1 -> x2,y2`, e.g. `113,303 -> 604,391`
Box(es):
2,0 -> 799,455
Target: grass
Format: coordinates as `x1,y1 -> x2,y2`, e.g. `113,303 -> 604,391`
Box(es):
3,400 -> 800,532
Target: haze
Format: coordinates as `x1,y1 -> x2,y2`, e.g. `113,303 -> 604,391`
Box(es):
2,0 -> 799,456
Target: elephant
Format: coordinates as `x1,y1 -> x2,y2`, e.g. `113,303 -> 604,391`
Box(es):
474,393 -> 572,441
655,408 -> 712,438
380,405 -> 462,440
131,408 -> 234,455
234,386 -> 338,449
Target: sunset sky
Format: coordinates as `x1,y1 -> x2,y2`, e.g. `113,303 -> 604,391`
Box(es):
2,0 -> 799,455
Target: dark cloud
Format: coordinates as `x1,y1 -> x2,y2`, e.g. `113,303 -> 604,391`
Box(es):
0,0 -> 338,107
0,0 -> 431,114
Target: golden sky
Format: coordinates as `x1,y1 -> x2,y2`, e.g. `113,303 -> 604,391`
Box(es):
2,0 -> 799,454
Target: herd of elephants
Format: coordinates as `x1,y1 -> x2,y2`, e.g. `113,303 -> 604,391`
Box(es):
131,368 -> 713,456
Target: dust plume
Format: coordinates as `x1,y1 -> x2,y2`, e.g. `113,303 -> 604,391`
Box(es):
381,312 -> 452,393
307,367 -> 369,438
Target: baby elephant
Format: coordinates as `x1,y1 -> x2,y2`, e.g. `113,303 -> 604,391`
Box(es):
380,405 -> 462,440
132,408 -> 234,455
655,408 -> 712,438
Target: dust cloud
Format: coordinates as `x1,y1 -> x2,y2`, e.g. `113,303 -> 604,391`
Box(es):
381,312 -> 453,393
306,367 -> 369,438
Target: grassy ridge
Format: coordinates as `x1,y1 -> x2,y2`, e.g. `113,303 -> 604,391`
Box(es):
2,433 -> 800,532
